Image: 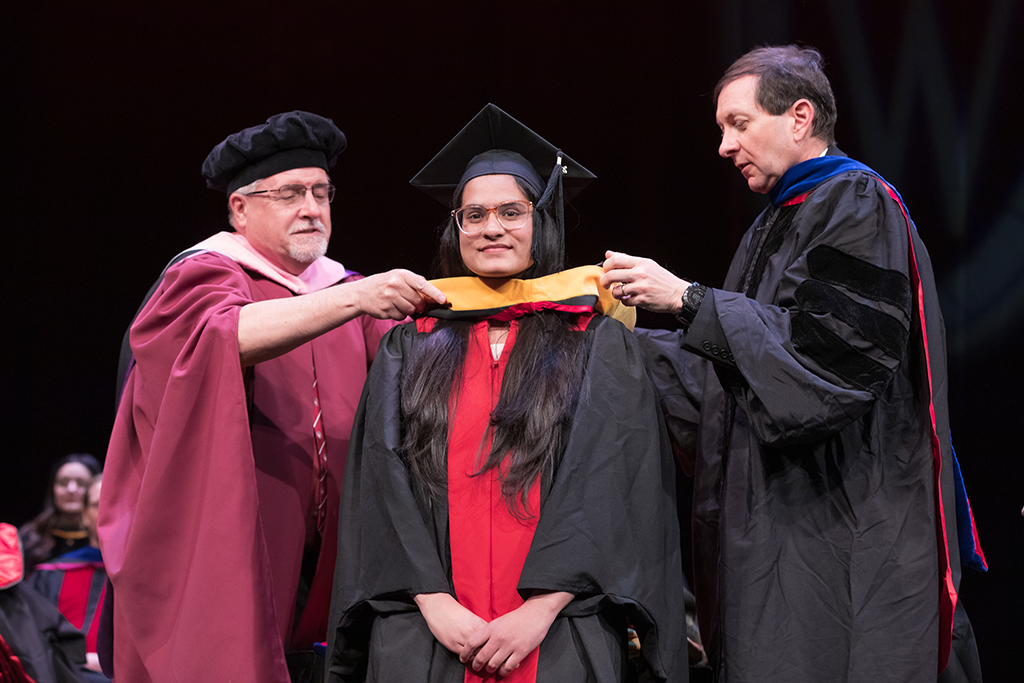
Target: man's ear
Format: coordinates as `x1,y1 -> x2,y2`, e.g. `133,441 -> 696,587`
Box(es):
229,193 -> 247,232
790,98 -> 815,143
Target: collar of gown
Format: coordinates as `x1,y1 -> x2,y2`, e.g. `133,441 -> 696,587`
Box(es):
189,232 -> 351,294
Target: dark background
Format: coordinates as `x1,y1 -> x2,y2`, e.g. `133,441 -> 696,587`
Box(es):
4,1 -> 1021,678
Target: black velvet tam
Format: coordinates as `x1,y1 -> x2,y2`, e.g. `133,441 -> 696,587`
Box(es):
409,103 -> 595,206
201,111 -> 347,195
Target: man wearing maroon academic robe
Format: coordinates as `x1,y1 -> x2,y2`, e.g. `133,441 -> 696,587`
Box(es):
101,235 -> 396,681
98,112 -> 445,683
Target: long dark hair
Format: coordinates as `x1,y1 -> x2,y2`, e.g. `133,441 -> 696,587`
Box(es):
20,452 -> 101,568
401,177 -> 588,516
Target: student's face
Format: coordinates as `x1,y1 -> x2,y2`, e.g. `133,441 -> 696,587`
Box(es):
457,175 -> 534,279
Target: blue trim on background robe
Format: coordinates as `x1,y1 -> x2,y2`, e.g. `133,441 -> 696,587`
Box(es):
46,546 -> 102,565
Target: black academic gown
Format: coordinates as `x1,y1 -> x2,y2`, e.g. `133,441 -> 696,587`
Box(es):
327,314 -> 687,683
638,155 -> 981,683
1,573 -> 87,683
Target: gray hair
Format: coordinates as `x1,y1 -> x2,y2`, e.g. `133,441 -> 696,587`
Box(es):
227,178 -> 264,229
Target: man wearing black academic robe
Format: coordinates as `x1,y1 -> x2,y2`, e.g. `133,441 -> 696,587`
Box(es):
633,153 -> 985,683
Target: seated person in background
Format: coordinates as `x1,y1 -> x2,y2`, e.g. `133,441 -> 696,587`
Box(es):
33,474 -> 109,681
1,522 -> 87,683
327,104 -> 687,683
20,454 -> 101,573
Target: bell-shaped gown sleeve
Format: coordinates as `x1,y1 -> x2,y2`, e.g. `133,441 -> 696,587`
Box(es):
657,173 -> 914,448
326,323 -> 454,683
100,253 -> 289,682
517,316 -> 687,681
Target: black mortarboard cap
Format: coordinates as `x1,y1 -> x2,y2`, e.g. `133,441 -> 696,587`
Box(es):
409,104 -> 595,208
202,111 -> 347,195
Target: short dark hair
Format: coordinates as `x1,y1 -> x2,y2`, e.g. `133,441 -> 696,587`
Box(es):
714,45 -> 837,146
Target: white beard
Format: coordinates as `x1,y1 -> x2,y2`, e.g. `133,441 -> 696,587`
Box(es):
287,220 -> 329,264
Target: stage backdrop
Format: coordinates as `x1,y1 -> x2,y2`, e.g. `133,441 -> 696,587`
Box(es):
3,1 -> 1021,678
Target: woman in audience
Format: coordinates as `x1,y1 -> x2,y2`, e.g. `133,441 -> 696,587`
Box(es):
20,453 -> 101,573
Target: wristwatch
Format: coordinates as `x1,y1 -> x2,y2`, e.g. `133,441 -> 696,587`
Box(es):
675,281 -> 707,327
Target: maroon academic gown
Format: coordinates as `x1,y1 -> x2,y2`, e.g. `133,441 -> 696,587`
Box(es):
100,241 -> 393,683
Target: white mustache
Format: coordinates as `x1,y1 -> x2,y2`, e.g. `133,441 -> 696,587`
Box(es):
289,220 -> 326,235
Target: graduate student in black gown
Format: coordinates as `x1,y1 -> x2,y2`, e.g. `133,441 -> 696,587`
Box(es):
327,105 -> 688,683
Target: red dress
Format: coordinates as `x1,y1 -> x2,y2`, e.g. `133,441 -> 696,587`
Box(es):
425,313 -> 591,683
